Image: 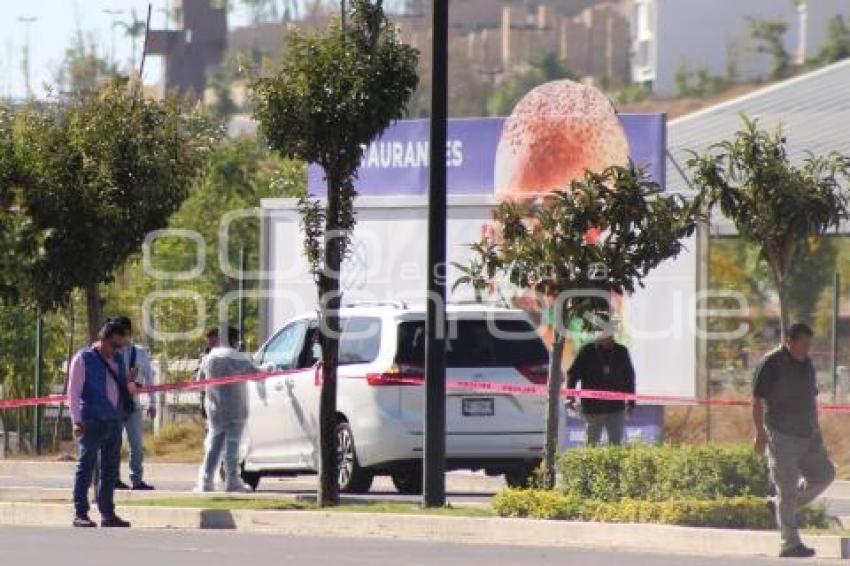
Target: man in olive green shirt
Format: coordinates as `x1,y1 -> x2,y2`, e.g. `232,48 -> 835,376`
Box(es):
753,322 -> 835,559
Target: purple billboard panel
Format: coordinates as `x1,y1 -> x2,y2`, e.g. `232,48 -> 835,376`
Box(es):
621,114 -> 666,187
307,115 -> 666,196
562,405 -> 664,449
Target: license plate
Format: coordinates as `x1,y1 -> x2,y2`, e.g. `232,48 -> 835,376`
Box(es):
462,397 -> 494,417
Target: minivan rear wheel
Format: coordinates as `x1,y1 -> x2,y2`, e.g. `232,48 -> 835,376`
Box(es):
391,466 -> 423,495
336,422 -> 374,493
504,463 -> 539,489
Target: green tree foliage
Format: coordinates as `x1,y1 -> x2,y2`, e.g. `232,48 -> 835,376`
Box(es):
251,0 -> 418,506
12,82 -> 216,340
240,0 -> 301,23
459,164 -> 704,487
816,15 -> 850,65
407,42 -> 489,118
749,19 -> 790,80
487,52 -> 576,117
689,115 -> 850,340
207,64 -> 240,122
674,63 -> 727,99
101,137 -> 304,363
53,28 -> 116,95
0,106 -> 30,304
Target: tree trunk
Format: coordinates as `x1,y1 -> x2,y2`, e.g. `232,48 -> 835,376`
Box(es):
543,331 -> 566,489
318,174 -> 343,507
84,280 -> 103,343
771,268 -> 789,342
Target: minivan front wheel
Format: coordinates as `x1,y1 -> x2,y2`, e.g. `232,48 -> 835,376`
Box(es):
336,422 -> 374,494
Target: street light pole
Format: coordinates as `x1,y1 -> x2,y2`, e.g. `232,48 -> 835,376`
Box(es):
34,309 -> 43,455
103,9 -> 124,68
423,0 -> 449,508
238,246 -> 247,351
17,16 -> 37,98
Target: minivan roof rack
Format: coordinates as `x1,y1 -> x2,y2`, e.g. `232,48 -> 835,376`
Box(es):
343,300 -> 409,309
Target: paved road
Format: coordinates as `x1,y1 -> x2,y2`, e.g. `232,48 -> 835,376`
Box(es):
1,526 -> 840,566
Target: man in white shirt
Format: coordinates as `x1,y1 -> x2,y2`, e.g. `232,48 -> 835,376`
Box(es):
113,316 -> 156,491
195,326 -> 256,492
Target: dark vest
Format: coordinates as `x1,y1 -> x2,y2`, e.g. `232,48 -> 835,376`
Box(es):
79,347 -> 122,422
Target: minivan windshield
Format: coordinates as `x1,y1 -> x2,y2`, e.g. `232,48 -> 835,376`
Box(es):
395,318 -> 548,368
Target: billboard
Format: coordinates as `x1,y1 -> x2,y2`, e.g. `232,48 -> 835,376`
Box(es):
307,114 -> 666,196
269,81 -> 695,401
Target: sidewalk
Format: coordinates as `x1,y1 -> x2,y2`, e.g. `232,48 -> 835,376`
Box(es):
0,460 -> 199,483
0,500 -> 848,559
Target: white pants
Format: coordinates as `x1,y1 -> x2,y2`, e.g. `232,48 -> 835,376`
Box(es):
199,419 -> 245,489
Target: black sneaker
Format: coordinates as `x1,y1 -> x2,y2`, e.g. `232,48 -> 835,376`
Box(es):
131,481 -> 155,491
73,516 -> 97,528
779,544 -> 816,558
101,516 -> 131,528
114,480 -> 131,490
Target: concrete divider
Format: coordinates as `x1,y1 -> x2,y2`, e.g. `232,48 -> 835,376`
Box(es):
0,501 -> 847,559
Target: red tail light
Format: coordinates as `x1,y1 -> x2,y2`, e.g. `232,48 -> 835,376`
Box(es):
518,363 -> 549,385
366,364 -> 424,386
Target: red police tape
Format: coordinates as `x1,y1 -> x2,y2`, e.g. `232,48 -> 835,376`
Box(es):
5,366 -> 850,413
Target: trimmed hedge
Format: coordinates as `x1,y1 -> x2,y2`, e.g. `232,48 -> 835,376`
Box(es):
558,444 -> 769,502
492,489 -> 831,531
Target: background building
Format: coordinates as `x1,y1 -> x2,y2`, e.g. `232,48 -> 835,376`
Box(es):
626,0 -> 850,96
148,0 -> 228,98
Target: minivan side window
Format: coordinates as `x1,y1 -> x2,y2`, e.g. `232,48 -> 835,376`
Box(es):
396,318 -> 548,368
338,317 -> 382,365
262,321 -> 308,370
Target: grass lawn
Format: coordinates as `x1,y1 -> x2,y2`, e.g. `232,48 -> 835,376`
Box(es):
125,497 -> 495,517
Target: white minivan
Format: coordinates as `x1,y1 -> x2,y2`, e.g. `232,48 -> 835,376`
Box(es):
242,302 -> 550,493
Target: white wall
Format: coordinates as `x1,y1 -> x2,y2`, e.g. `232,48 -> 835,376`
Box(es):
643,0 -> 850,96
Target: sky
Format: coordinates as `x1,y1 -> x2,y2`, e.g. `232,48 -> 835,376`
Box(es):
0,0 -> 254,100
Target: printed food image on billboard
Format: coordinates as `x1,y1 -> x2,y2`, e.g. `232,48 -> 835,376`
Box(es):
494,80 -> 630,200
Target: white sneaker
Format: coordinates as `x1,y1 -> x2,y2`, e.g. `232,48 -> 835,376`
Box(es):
193,484 -> 215,493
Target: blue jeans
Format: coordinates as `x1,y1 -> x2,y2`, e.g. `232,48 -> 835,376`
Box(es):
124,407 -> 145,486
199,419 -> 245,489
73,418 -> 122,519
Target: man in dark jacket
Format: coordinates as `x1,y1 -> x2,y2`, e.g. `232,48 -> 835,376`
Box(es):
566,334 -> 636,446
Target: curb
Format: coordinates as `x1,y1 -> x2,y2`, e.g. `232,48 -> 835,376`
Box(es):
0,502 -> 848,559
